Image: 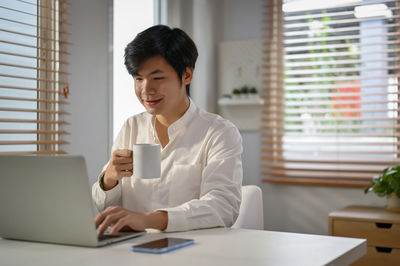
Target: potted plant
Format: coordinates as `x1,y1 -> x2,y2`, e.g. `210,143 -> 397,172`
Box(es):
249,87 -> 258,100
249,87 -> 258,94
232,88 -> 241,100
364,165 -> 400,212
240,86 -> 249,98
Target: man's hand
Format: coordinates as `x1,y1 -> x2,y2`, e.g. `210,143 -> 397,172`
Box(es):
103,149 -> 133,190
95,206 -> 168,237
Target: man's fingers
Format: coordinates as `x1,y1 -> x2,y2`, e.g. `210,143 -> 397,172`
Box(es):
109,217 -> 128,235
105,150 -> 133,182
97,220 -> 110,237
97,211 -> 125,236
113,149 -> 132,158
120,170 -> 133,177
116,163 -> 133,171
95,208 -> 148,236
95,206 -> 119,228
113,157 -> 133,164
95,214 -> 101,228
95,211 -> 108,228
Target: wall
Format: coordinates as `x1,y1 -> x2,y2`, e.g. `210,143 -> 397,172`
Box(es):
66,0 -> 111,185
167,0 -> 223,113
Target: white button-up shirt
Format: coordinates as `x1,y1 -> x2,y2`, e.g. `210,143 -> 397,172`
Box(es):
92,99 -> 243,232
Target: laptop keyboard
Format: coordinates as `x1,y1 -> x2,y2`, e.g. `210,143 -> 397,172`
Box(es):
98,233 -> 122,241
98,231 -> 143,242
97,226 -> 123,241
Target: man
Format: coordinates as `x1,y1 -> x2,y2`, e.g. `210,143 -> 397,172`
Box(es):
93,25 -> 242,236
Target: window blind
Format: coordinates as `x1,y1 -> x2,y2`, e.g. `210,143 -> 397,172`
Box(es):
0,0 -> 70,155
262,0 -> 400,187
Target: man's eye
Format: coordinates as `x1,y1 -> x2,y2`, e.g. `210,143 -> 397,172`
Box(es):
135,77 -> 143,81
154,77 -> 164,80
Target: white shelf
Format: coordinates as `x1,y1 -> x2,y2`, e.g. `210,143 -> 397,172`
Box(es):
217,39 -> 264,131
218,97 -> 264,131
218,97 -> 264,106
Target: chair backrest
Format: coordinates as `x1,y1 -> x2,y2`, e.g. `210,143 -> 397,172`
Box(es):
232,185 -> 264,230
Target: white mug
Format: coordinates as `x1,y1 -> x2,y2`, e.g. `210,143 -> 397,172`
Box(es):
132,144 -> 161,179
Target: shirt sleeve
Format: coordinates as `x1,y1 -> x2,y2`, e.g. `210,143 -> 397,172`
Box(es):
157,124 -> 243,232
91,119 -> 131,212
91,168 -> 122,212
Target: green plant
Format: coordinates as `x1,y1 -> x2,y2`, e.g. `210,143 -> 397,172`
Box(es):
364,166 -> 400,198
232,88 -> 241,95
249,87 -> 258,94
240,86 -> 249,94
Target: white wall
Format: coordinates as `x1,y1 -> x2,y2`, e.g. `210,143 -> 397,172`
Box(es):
220,0 -> 264,42
65,0 -> 111,185
166,0 -> 223,113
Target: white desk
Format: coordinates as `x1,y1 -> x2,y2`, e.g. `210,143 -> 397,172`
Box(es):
0,228 -> 366,266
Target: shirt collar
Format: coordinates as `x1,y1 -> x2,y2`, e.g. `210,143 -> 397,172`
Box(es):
149,97 -> 197,141
167,97 -> 196,137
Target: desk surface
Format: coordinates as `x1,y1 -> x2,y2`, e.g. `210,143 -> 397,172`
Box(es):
0,228 -> 366,266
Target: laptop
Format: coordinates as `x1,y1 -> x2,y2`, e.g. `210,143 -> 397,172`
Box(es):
0,155 -> 145,247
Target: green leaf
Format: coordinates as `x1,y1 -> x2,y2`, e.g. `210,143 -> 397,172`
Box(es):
366,165 -> 400,197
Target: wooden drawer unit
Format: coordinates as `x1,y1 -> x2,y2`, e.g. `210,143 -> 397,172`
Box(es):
352,247 -> 400,266
333,220 -> 400,248
329,205 -> 400,266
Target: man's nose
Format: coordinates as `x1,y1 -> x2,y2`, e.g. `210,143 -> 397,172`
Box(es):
142,80 -> 155,94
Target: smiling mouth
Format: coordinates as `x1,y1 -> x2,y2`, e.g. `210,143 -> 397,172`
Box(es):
144,98 -> 162,106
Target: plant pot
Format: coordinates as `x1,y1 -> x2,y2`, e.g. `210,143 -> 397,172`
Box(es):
386,193 -> 400,212
232,94 -> 241,100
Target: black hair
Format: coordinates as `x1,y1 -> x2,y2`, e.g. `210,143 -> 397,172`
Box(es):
124,25 -> 198,96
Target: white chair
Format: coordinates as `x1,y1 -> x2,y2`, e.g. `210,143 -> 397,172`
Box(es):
232,185 -> 264,230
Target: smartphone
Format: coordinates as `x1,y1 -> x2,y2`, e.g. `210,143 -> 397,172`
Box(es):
131,237 -> 194,254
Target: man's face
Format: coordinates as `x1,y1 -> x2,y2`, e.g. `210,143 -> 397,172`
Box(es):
134,56 -> 191,118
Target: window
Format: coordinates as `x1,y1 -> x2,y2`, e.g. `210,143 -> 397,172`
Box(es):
0,0 -> 69,155
262,0 -> 400,186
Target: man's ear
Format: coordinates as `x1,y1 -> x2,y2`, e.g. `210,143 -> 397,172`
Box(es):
183,67 -> 194,85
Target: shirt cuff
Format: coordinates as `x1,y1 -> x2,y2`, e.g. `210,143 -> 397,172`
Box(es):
92,173 -> 122,211
156,206 -> 189,232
